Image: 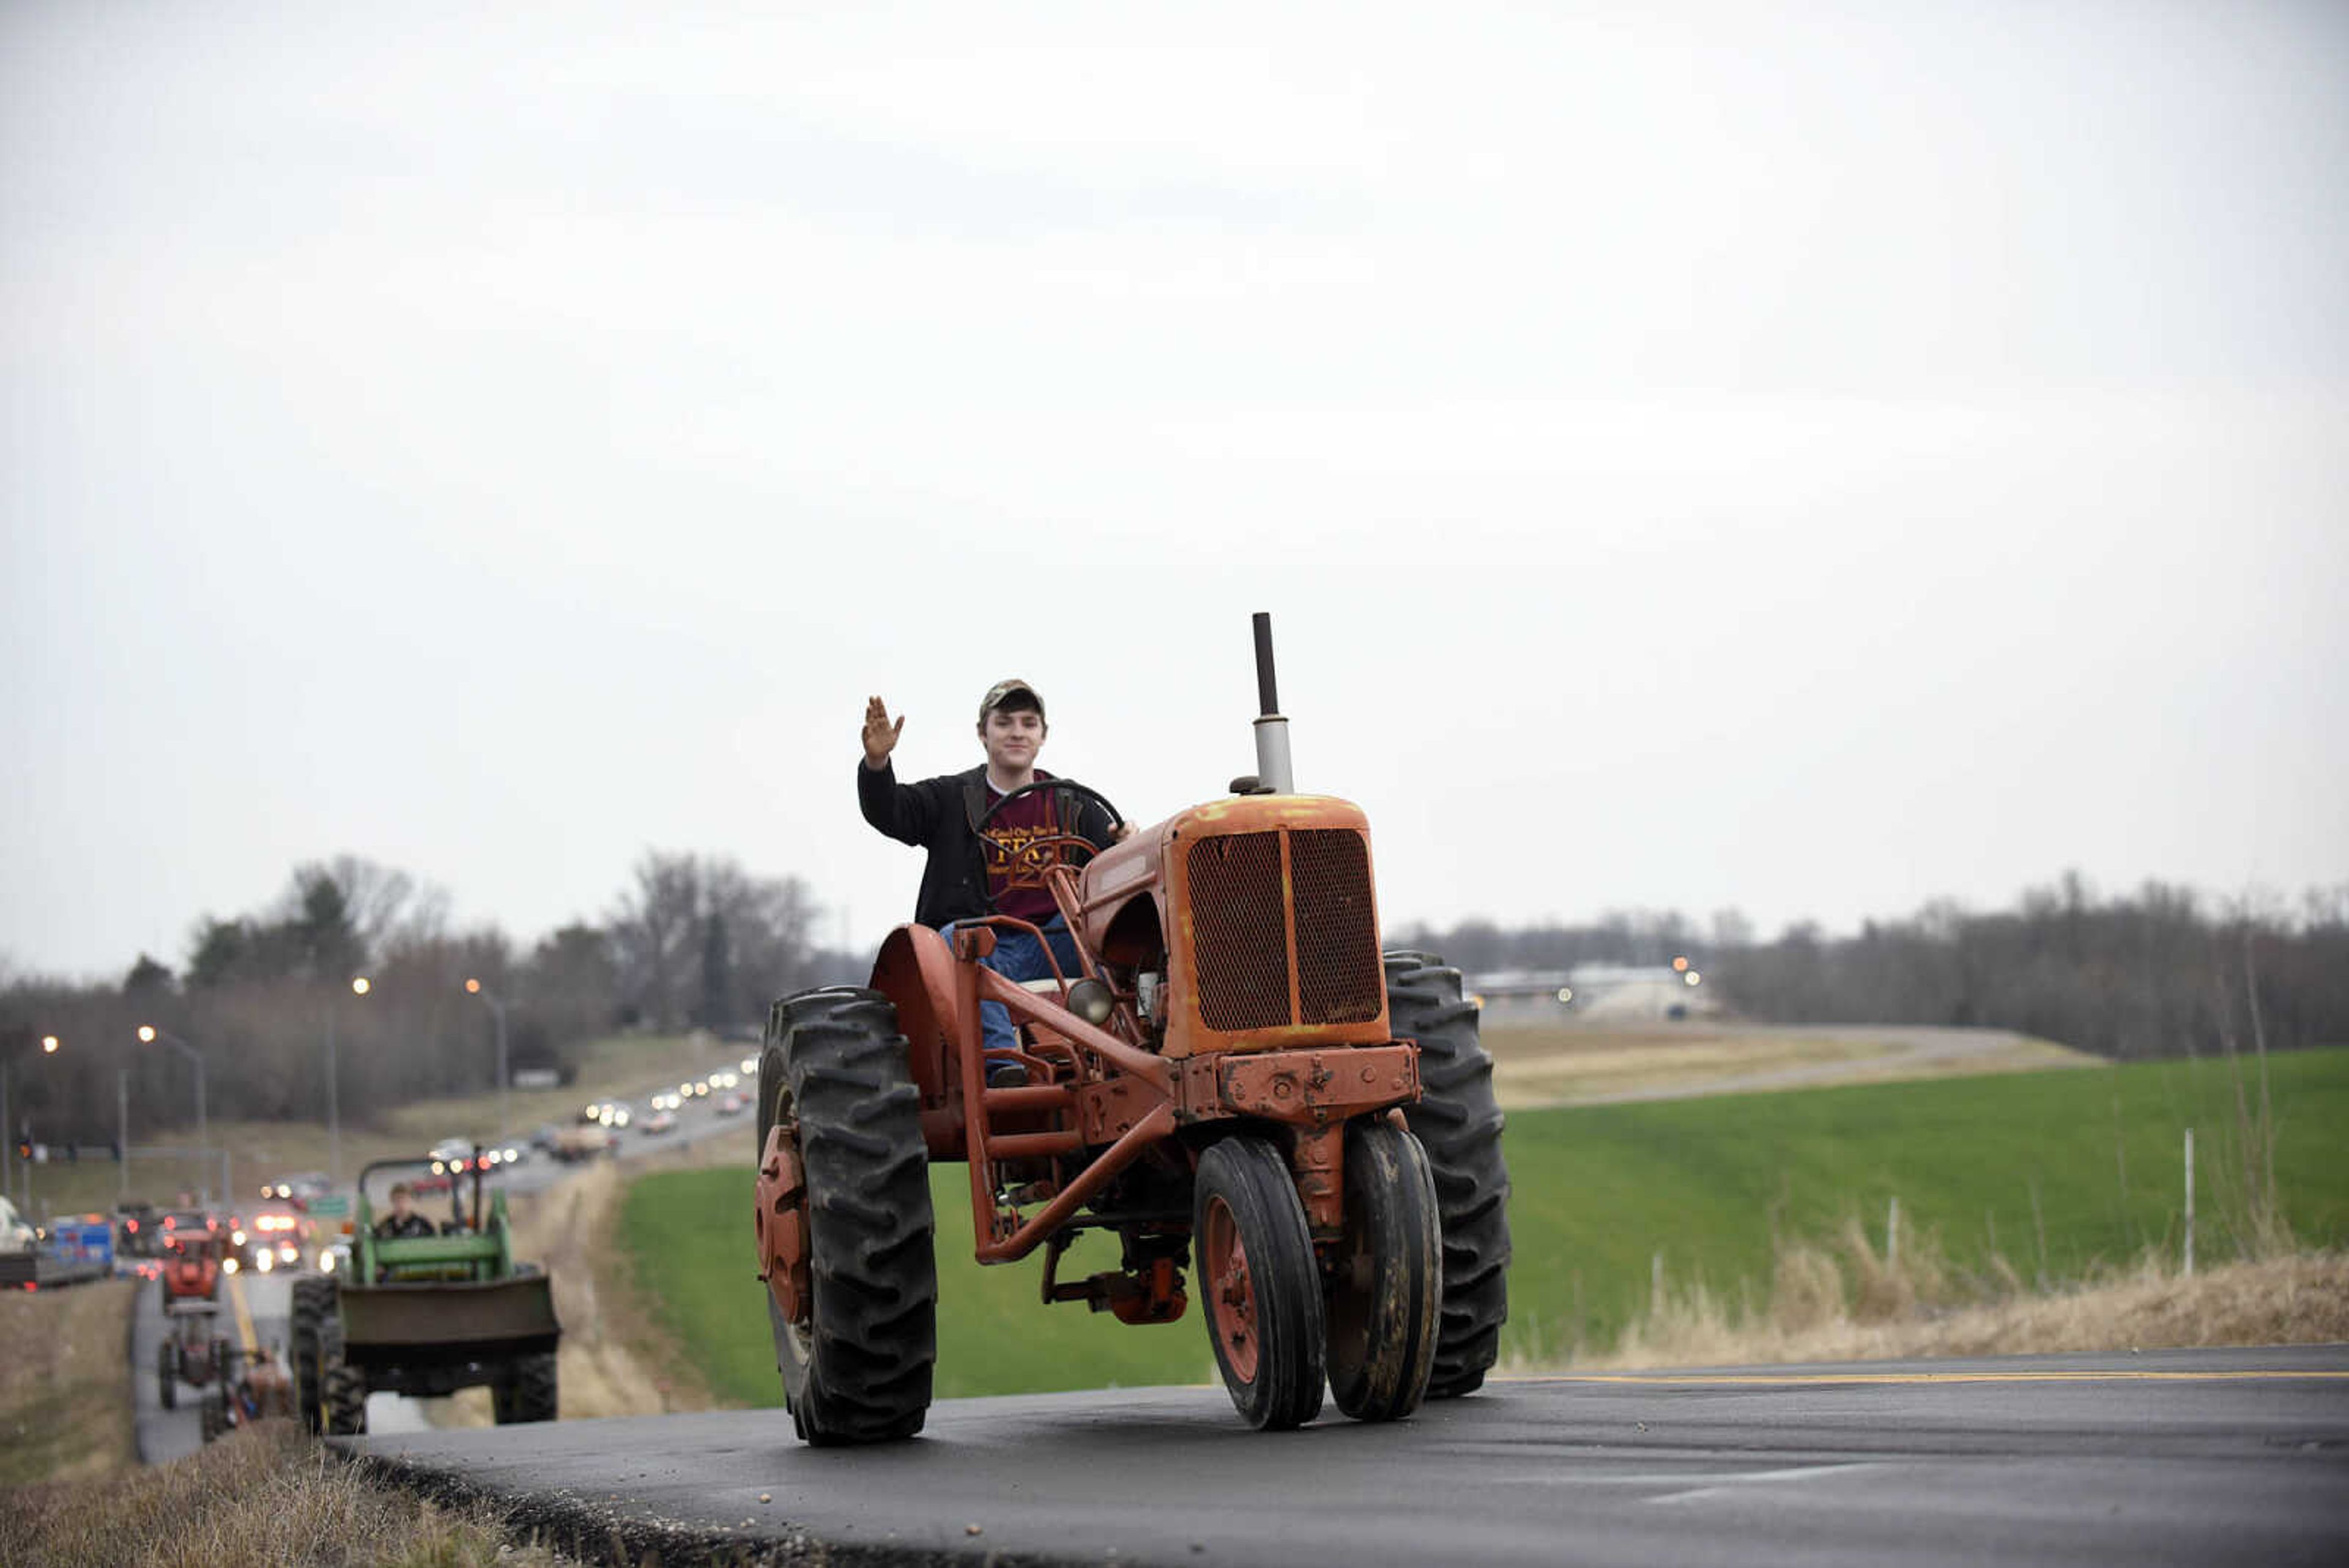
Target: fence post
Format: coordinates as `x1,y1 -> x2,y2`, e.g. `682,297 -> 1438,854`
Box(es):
1651,1249 -> 1663,1313
2183,1126 -> 2195,1279
1887,1195 -> 1901,1270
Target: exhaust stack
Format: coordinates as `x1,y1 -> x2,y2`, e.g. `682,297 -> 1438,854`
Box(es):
1250,611 -> 1294,794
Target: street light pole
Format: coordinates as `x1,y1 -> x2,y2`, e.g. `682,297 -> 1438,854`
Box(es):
465,979 -> 509,1142
326,976 -> 371,1187
137,1026 -> 207,1206
118,1068 -> 130,1202
9,1035 -> 64,1211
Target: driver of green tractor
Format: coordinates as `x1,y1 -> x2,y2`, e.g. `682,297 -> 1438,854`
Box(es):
859,678 -> 1132,1089
373,1183 -> 434,1241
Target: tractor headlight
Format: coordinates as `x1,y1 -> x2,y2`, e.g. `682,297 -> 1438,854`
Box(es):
256,1249 -> 273,1273
1067,978 -> 1117,1027
231,1230 -> 247,1247
319,1250 -> 336,1274
223,1257 -> 240,1274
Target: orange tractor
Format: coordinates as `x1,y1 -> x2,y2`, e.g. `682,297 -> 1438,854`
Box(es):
753,615 -> 1510,1441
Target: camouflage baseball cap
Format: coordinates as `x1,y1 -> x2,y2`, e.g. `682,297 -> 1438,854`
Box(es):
978,678 -> 1044,723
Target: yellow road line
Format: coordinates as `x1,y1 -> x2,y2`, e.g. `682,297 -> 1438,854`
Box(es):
227,1271 -> 259,1356
1516,1369 -> 2349,1386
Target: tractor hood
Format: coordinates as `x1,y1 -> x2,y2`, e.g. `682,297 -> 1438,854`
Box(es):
1079,794 -> 1389,1057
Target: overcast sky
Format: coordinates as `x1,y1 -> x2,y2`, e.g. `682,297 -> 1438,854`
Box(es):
4,1 -> 2344,981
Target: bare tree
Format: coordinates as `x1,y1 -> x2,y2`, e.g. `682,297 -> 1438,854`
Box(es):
610,852 -> 702,1030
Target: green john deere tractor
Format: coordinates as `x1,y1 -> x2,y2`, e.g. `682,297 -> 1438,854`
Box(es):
290,1153 -> 560,1435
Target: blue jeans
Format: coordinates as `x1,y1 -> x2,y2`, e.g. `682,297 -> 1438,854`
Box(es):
940,916 -> 1082,1066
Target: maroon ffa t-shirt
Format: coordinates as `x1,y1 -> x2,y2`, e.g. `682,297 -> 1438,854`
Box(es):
981,778 -> 1069,926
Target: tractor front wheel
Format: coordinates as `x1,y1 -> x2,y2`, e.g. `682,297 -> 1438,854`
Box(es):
1195,1135 -> 1326,1430
1386,951 -> 1513,1397
1324,1119 -> 1441,1422
757,987 -> 937,1446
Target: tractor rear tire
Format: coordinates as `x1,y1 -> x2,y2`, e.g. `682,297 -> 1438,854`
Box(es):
199,1391 -> 224,1444
290,1274 -> 332,1435
492,1352 -> 558,1424
759,987 -> 937,1446
158,1340 -> 177,1411
1195,1135 -> 1327,1431
1324,1120 -> 1441,1422
1385,951 -> 1512,1398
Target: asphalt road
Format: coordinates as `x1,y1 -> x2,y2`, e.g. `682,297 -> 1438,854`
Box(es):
347,1345 -> 2349,1567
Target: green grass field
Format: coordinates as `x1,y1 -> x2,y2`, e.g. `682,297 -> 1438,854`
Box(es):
621,1046 -> 2349,1403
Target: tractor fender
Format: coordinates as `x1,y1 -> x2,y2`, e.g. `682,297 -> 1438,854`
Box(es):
869,924 -> 960,1115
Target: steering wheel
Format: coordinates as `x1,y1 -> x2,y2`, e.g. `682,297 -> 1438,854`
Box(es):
971,778 -> 1126,887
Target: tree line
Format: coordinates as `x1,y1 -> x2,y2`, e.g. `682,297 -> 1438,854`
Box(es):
1,851 -> 852,1146
12,863 -> 2344,1149
1394,874 -> 2349,1059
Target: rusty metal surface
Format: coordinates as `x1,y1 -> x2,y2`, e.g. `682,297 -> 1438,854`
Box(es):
753,1121 -> 809,1328
1178,1044 -> 1420,1128
1073,829 -> 1167,961
1074,1076 -> 1158,1143
1288,1125 -> 1346,1235
970,1103 -> 1176,1264
869,923 -> 962,1112
1162,796 -> 1390,1058
1189,830 -> 1290,1030
1288,828 -> 1383,1025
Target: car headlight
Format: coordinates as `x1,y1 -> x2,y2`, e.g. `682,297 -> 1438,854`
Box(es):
223,1257 -> 240,1274
255,1249 -> 273,1272
319,1250 -> 336,1273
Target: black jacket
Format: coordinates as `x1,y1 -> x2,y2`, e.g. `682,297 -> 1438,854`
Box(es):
373,1212 -> 434,1240
858,760 -> 1118,929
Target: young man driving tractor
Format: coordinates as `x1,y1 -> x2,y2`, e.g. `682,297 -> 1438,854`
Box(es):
373,1183 -> 434,1241
858,678 -> 1131,1088
757,620 -> 1509,1444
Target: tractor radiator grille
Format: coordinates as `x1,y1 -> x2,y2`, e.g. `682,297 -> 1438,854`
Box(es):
1187,827 -> 1381,1032
1289,829 -> 1384,1025
1189,831 -> 1290,1030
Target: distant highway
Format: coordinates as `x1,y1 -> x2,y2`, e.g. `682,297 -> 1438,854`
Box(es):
350,1347 -> 2349,1566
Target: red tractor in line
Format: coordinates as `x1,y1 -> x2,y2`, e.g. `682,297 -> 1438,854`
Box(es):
155,1220 -> 232,1411
754,616 -> 1510,1441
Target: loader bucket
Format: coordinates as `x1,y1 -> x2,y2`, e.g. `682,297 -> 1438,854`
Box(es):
338,1274 -> 560,1373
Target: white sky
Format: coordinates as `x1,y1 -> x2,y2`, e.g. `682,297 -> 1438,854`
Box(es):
5,1 -> 2345,978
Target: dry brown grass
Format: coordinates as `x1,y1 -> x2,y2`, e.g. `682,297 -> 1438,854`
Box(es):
1480,1022 -> 2093,1109
0,1279 -> 138,1487
0,1422 -> 559,1568
430,1142 -> 733,1429
1554,1231 -> 2349,1372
